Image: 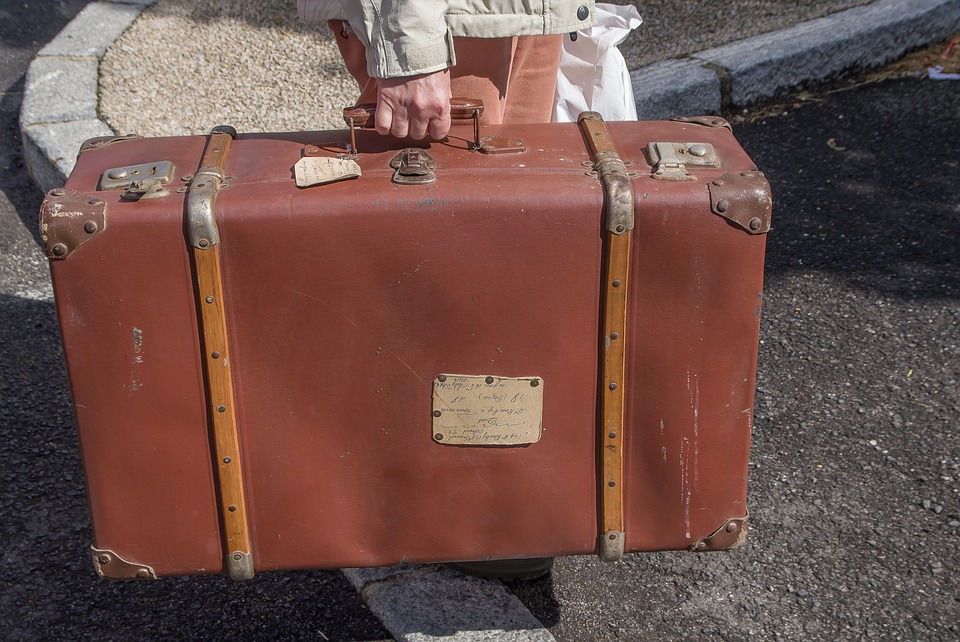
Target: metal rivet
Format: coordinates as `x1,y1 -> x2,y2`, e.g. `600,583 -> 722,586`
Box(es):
98,555 -> 111,564
223,457 -> 231,464
530,379 -> 540,387
726,522 -> 739,533
749,217 -> 762,231
88,199 -> 103,206
216,405 -> 226,413
741,172 -> 752,177
716,199 -> 730,213
485,376 -> 495,384
608,480 -> 616,487
609,382 -> 618,391
52,243 -> 67,257
688,144 -> 708,157
612,279 -> 621,288
615,224 -> 625,233
211,352 -> 221,359
432,410 -> 441,417
713,179 -> 725,186
228,505 -> 237,512
198,239 -> 210,248
205,296 -> 214,304
434,433 -> 444,441
437,374 -> 447,382
136,569 -> 150,578
50,189 -> 65,197
608,432 -> 617,439
610,332 -> 619,340
608,533 -> 617,540
577,5 -> 589,20
233,554 -> 242,561
83,221 -> 98,234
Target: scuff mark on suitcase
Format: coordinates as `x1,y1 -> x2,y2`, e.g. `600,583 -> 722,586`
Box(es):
681,436 -> 692,539
687,372 -> 701,485
130,327 -> 144,392
377,344 -> 425,383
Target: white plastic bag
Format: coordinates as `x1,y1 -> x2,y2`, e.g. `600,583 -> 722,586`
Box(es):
553,3 -> 643,122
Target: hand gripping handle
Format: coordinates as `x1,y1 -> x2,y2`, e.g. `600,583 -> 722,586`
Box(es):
342,98 -> 485,153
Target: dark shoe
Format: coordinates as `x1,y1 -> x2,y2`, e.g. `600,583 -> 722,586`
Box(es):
447,557 -> 554,581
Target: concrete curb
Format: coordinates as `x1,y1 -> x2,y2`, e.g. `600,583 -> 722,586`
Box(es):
20,0 -> 155,194
21,0 -> 959,193
634,0 -> 960,118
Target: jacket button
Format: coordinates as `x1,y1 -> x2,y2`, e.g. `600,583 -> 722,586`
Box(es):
577,5 -> 589,20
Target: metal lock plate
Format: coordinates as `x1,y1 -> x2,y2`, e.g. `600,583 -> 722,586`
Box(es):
100,160 -> 175,199
646,142 -> 719,181
391,148 -> 437,185
432,374 -> 544,446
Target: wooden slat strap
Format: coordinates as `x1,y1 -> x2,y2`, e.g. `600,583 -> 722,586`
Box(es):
578,112 -> 635,562
186,126 -> 254,580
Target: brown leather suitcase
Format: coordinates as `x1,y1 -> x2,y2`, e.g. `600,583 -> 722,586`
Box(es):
41,109 -> 770,580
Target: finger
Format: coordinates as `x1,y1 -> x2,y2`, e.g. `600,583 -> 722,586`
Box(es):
408,118 -> 429,141
428,113 -> 452,140
375,102 -> 394,136
390,115 -> 410,139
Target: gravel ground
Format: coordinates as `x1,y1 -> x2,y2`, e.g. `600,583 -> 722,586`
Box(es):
99,0 -> 874,136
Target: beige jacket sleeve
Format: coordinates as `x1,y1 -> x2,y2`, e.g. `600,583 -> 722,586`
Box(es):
298,0 -> 596,79
339,0 -> 456,79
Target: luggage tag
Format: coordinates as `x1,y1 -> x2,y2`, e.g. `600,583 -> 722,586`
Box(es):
294,155 -> 361,188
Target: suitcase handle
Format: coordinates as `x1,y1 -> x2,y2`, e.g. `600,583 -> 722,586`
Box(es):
342,98 -> 485,154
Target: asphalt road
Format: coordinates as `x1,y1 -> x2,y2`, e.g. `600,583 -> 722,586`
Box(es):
2,5 -> 958,641
1,2 -> 389,640
509,76 -> 960,640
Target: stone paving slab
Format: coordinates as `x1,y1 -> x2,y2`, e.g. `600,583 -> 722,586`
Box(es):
632,59 -> 721,119
357,567 -> 556,642
38,1 -> 148,58
21,118 -> 112,197
21,57 -> 99,125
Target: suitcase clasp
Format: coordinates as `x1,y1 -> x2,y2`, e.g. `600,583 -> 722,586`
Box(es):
646,142 -> 719,181
99,160 -> 175,199
390,148 -> 437,185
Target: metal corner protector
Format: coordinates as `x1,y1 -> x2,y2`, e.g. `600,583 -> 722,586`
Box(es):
91,547 -> 157,580
599,530 -> 625,561
689,515 -> 750,552
708,172 -> 772,234
40,188 -> 106,260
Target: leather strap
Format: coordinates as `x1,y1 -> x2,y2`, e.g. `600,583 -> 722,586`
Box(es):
186,126 -> 254,580
579,112 -> 634,561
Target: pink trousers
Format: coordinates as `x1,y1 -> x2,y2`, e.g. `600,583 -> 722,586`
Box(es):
331,22 -> 562,124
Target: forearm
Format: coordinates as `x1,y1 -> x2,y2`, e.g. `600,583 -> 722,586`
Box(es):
340,0 -> 454,78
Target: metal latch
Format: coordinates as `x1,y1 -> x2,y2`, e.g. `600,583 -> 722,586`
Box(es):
646,142 -> 719,181
99,160 -> 175,199
390,149 -> 437,185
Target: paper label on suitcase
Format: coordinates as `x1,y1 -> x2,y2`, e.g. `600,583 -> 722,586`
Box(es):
431,375 -> 543,446
294,157 -> 361,187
